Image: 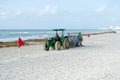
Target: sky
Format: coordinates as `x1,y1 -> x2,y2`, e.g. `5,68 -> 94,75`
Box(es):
0,0 -> 120,29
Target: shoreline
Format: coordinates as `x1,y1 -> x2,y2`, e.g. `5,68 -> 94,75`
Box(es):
0,38 -> 48,48
0,31 -> 116,48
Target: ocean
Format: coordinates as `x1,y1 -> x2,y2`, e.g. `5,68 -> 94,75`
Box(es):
0,29 -> 110,42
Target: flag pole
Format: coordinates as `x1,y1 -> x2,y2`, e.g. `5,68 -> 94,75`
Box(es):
17,39 -> 20,57
17,47 -> 20,57
18,37 -> 20,58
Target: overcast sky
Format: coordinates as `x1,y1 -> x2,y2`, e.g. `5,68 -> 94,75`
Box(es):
0,0 -> 120,29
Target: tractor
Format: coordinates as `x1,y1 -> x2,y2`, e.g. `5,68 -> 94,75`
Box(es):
44,29 -> 70,51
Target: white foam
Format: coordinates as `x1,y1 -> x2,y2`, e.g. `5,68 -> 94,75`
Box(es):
9,32 -> 30,34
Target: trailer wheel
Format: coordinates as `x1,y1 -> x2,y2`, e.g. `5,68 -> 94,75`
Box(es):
44,42 -> 49,51
55,41 -> 61,50
63,38 -> 70,49
78,40 -> 82,47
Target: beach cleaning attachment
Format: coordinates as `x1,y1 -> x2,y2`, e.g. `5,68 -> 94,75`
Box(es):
68,32 -> 83,47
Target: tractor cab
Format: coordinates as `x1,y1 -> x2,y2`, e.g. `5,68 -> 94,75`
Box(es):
52,29 -> 66,42
53,29 -> 65,37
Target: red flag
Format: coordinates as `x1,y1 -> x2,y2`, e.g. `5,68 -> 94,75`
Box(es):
18,37 -> 24,48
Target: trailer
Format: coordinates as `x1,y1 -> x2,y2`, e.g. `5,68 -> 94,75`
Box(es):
68,32 -> 83,47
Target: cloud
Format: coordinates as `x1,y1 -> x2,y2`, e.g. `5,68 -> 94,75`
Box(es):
38,5 -> 57,16
0,12 -> 6,16
0,5 -> 57,19
0,9 -> 22,19
96,5 -> 106,13
0,12 -> 8,19
16,9 -> 22,15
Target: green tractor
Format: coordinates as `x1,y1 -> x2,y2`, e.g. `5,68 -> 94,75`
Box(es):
44,29 -> 70,51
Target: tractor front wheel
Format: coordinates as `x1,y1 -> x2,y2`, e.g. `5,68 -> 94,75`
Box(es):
44,42 -> 49,51
55,41 -> 61,50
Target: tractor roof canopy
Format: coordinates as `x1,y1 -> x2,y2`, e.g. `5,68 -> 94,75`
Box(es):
53,29 -> 65,32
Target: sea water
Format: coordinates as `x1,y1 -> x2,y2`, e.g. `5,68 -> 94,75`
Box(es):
0,29 -> 110,42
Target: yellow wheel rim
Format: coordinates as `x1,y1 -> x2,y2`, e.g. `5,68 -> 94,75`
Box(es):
65,40 -> 69,47
57,42 -> 61,49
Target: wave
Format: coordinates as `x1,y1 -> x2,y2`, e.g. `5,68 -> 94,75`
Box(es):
9,32 -> 30,35
0,34 -> 50,42
1,29 -> 108,42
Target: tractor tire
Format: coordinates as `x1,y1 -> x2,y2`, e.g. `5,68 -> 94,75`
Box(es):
78,40 -> 82,47
44,42 -> 49,51
55,41 -> 61,50
63,38 -> 70,49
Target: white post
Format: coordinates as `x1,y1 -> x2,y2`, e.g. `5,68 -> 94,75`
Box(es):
17,48 -> 20,57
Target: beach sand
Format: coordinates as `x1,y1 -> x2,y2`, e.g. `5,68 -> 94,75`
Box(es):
0,32 -> 120,80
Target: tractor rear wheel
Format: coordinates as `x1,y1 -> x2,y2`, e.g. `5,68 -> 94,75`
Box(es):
44,42 -> 49,51
63,38 -> 70,49
55,41 -> 61,50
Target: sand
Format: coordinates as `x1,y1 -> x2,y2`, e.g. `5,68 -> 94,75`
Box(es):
0,32 -> 120,80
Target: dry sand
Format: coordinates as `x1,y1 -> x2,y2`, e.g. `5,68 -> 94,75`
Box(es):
0,32 -> 120,80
